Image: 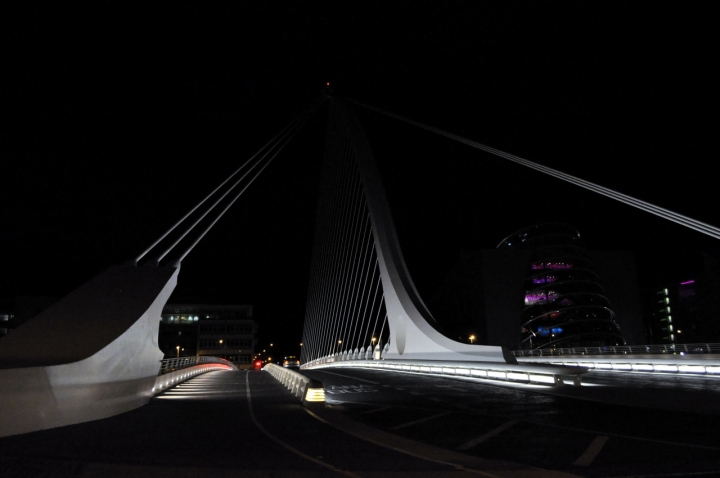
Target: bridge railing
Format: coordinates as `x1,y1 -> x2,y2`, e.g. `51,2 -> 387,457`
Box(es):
512,343 -> 720,357
158,356 -> 235,375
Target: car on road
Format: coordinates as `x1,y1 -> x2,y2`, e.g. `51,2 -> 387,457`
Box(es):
253,359 -> 263,370
282,356 -> 300,369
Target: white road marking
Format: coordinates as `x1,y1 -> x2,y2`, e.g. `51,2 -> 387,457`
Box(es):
573,435 -> 609,466
244,372 -> 361,478
457,420 -> 519,450
390,411 -> 452,430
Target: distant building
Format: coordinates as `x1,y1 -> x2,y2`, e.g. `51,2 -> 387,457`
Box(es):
648,254 -> 720,344
498,224 -> 628,350
0,296 -> 58,339
429,223 -> 643,350
160,303 -> 257,368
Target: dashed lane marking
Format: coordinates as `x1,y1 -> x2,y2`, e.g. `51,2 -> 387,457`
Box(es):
457,420 -> 519,450
573,435 -> 609,466
390,411 -> 453,430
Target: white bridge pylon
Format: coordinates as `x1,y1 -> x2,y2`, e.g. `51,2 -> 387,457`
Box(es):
302,98 -> 514,366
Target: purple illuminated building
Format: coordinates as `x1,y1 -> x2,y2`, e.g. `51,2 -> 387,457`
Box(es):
428,224 -> 643,350
497,224 -> 626,350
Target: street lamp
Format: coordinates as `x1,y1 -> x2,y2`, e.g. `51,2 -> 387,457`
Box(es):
469,335 -> 476,344
371,337 -> 377,345
176,345 -> 180,358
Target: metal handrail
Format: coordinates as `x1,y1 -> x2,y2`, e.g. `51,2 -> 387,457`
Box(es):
158,356 -> 234,375
512,343 -> 720,357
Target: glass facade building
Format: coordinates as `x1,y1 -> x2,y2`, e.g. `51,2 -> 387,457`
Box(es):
497,224 -> 625,350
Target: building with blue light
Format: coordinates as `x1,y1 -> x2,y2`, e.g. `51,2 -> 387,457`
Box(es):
497,224 -> 625,350
430,224 -> 643,350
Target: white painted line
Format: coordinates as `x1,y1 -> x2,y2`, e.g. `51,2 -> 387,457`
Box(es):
390,411 -> 452,430
244,372 -> 361,478
363,406 -> 392,415
457,420 -> 518,450
573,436 -> 609,466
316,370 -> 380,384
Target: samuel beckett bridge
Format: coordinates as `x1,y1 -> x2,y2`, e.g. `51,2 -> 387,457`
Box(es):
3,90 -> 720,477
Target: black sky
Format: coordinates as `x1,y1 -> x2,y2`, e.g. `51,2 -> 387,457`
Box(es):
2,2 -> 719,351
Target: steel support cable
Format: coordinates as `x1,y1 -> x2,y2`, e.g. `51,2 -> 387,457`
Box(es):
338,212 -> 371,352
135,97 -> 324,264
342,221 -> 374,354
326,136 -> 359,354
351,251 -> 380,351
154,110 -> 313,265
169,111 -> 313,265
348,98 -> 720,241
365,262 -> 383,345
370,292 -> 386,350
320,136 -> 356,358
307,119 -> 342,363
304,126 -> 339,363
346,225 -> 376,352
349,241 -> 378,351
305,113 -> 339,363
319,136 -> 356,359
361,254 -> 382,351
377,309 -> 389,352
330,172 -> 365,356
338,182 -> 371,353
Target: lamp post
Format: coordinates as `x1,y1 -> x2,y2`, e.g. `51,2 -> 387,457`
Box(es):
469,335 -> 476,344
176,345 -> 180,358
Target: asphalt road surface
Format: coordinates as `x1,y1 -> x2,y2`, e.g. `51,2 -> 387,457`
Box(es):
303,367 -> 720,478
2,367 -> 720,477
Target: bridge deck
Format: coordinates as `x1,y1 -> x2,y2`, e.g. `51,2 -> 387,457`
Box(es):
0,369 -> 564,477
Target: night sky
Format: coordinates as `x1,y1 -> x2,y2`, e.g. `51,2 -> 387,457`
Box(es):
2,2 -> 719,353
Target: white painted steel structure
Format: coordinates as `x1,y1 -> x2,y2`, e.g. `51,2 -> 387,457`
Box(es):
301,98 -> 513,366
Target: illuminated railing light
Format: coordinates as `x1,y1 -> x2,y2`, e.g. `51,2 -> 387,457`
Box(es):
612,363 -> 632,370
528,374 -> 555,384
470,369 -> 488,377
305,388 -> 325,402
654,364 -> 678,372
507,372 -> 529,381
678,365 -> 705,374
488,371 -> 506,379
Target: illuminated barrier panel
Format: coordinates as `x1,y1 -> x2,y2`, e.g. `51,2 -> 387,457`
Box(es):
507,372 -> 529,382
152,362 -> 234,395
307,359 -> 588,387
263,363 -> 325,408
632,364 -> 654,371
707,366 -> 720,374
678,365 -> 706,374
528,374 -> 556,385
